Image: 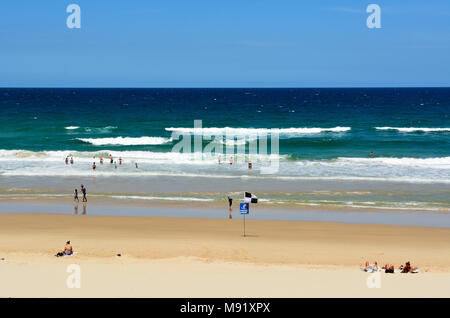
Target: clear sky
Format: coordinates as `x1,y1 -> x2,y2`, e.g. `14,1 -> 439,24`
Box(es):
1,0 -> 449,87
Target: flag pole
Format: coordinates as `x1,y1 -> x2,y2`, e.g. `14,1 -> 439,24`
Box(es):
243,213 -> 246,237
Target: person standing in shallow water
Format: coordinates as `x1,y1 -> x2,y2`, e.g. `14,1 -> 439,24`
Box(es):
73,188 -> 79,202
227,196 -> 233,219
80,184 -> 87,202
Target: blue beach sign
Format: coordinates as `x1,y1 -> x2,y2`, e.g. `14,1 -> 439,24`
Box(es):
240,203 -> 249,214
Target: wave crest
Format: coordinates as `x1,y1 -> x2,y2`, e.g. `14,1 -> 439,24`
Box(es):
77,137 -> 172,146
166,126 -> 351,136
376,127 -> 450,132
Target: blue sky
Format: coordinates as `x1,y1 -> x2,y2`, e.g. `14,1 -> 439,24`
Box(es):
0,0 -> 449,87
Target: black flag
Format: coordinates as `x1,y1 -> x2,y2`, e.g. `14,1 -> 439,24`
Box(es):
244,192 -> 258,203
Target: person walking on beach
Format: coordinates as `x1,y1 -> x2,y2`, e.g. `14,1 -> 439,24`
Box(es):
227,196 -> 233,219
80,184 -> 87,202
73,188 -> 79,202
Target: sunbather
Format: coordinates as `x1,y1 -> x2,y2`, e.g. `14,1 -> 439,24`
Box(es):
384,264 -> 395,273
56,241 -> 73,257
363,261 -> 378,272
401,261 -> 418,273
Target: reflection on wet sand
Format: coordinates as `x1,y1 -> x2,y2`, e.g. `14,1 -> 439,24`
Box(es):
73,200 -> 87,215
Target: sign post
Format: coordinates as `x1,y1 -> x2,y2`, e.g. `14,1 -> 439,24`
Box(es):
240,203 -> 249,237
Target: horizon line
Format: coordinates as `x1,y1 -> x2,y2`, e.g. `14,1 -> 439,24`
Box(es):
1,86 -> 450,89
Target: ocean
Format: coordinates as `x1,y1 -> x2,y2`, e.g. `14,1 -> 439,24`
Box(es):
0,88 -> 449,211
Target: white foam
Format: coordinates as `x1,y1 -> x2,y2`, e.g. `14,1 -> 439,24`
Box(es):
110,195 -> 213,202
77,137 -> 172,146
64,126 -> 79,130
376,127 -> 450,132
166,126 -> 351,136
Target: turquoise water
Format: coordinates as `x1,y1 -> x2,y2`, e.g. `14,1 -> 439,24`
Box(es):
0,88 -> 449,212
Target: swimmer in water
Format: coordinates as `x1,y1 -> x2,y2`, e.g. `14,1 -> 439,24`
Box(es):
65,156 -> 69,165
110,154 -> 113,164
370,151 -> 374,157
70,156 -> 74,165
92,162 -> 96,171
100,156 -> 103,164
119,157 -> 123,165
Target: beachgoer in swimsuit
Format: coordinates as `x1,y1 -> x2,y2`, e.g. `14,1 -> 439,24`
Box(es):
401,261 -> 417,273
65,157 -> 69,165
119,157 -> 122,165
81,185 -> 87,202
62,241 -> 73,256
100,156 -> 103,164
92,162 -> 96,171
228,196 -> 233,219
70,156 -> 74,165
73,188 -> 79,202
110,154 -> 113,164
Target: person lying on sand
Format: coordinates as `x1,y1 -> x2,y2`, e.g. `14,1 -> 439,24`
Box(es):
56,241 -> 73,257
383,264 -> 395,273
400,261 -> 418,273
363,261 -> 378,272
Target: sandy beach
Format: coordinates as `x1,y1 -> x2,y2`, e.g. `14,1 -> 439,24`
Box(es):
1,212 -> 450,297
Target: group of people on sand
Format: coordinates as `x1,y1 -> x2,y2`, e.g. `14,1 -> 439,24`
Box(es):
363,260 -> 419,273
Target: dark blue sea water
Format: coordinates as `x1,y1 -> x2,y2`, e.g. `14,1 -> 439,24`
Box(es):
1,88 -> 449,159
0,88 -> 449,211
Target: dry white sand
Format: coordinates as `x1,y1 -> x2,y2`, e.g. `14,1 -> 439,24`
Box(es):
1,214 -> 450,297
